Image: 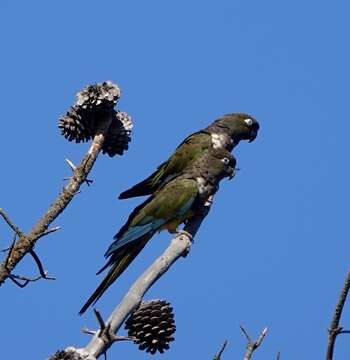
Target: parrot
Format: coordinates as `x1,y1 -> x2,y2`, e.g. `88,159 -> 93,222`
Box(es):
118,112 -> 259,200
79,148 -> 236,314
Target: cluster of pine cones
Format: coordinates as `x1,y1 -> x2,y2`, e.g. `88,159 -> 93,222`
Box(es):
58,81 -> 132,157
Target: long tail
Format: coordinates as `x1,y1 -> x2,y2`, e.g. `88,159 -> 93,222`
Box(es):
79,237 -> 150,315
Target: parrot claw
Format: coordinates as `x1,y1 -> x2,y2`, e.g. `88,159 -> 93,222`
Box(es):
176,229 -> 193,241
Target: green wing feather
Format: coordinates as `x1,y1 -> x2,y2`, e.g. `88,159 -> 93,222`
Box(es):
80,179 -> 199,314
118,131 -> 210,199
130,178 -> 199,224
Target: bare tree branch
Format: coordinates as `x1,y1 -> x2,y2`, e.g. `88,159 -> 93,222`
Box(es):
0,209 -> 23,237
8,270 -> 53,288
326,269 -> 350,360
65,158 -> 93,186
0,114 -> 113,286
82,328 -> 98,336
34,226 -> 61,241
4,233 -> 17,269
56,204 -> 211,360
2,235 -> 55,286
240,326 -> 268,360
28,249 -> 56,280
213,340 -> 228,360
93,308 -> 107,333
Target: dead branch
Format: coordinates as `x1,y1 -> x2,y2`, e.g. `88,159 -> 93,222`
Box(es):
65,158 -> 93,186
94,308 -> 107,333
28,249 -> 56,280
4,233 -> 17,269
240,326 -> 268,360
213,340 -> 228,360
326,269 -> 350,360
2,235 -> 55,286
0,209 -> 23,237
8,270 -> 53,288
0,113 -> 114,286
56,203 -> 211,360
34,227 -> 61,241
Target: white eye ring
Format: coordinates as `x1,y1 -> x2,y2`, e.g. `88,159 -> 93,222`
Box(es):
244,118 -> 253,126
222,157 -> 230,165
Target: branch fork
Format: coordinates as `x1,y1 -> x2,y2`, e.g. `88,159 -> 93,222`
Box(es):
0,114 -> 113,286
1,228 -> 56,287
240,326 -> 268,360
64,203 -> 212,359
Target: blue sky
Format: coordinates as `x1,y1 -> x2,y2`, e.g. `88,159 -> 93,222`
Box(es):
1,1 -> 350,359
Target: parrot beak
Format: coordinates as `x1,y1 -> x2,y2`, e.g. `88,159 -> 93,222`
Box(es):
249,127 -> 258,142
248,121 -> 260,142
228,167 -> 240,180
226,167 -> 235,180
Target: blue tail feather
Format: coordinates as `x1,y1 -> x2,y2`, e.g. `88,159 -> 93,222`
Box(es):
105,219 -> 164,258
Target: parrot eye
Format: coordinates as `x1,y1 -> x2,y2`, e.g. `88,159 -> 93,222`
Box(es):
222,157 -> 230,165
244,118 -> 253,126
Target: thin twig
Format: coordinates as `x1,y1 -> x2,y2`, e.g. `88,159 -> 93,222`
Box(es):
65,158 -> 77,172
0,112 -> 113,286
82,310 -> 136,344
82,328 -> 98,336
28,250 -> 56,280
35,227 -> 61,241
3,237 -> 55,284
65,158 -> 93,186
111,335 -> 136,342
6,249 -> 55,287
240,326 -> 268,360
240,326 -> 252,343
0,209 -> 23,236
326,269 -> 350,360
213,340 -> 228,360
94,308 -> 106,333
9,272 -> 49,288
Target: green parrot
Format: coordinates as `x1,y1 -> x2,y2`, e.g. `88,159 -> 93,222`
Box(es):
79,148 -> 236,314
118,113 -> 258,199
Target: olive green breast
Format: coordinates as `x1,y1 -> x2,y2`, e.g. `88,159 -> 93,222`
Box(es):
131,178 -> 199,226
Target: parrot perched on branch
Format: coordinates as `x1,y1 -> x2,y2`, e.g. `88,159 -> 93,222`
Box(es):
79,148 -> 236,314
118,113 -> 258,200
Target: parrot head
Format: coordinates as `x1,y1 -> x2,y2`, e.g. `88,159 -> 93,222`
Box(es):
207,148 -> 236,181
211,113 -> 260,146
188,148 -> 236,185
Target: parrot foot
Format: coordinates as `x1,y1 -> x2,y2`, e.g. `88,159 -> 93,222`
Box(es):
176,229 -> 193,241
176,229 -> 193,258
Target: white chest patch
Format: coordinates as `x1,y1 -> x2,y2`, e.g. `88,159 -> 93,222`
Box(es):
196,177 -> 207,194
211,133 -> 230,149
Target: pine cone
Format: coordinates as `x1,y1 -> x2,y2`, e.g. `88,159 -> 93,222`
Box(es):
125,300 -> 176,354
76,81 -> 120,111
58,106 -> 94,143
59,81 -> 131,149
48,350 -> 83,360
102,111 -> 133,157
